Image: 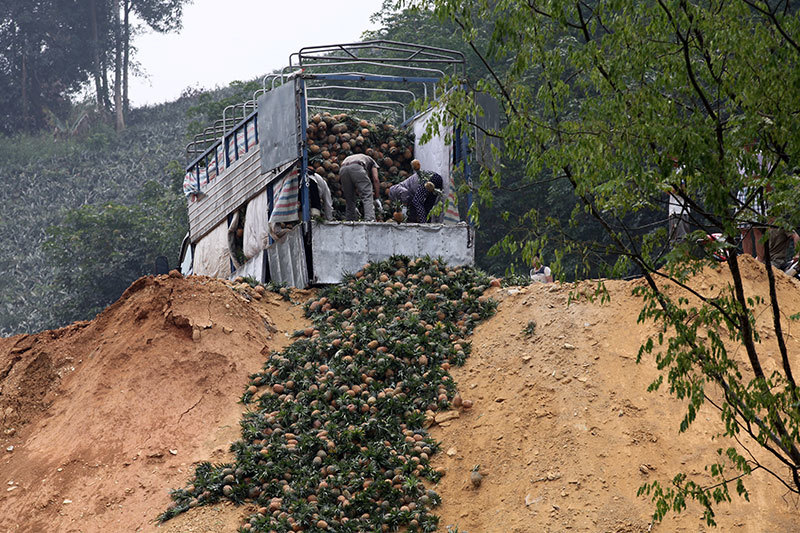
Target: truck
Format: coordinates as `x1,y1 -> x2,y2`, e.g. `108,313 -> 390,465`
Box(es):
178,40 -> 496,287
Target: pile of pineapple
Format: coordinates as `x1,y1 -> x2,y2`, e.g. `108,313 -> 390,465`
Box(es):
159,256 -> 498,532
307,113 -> 416,220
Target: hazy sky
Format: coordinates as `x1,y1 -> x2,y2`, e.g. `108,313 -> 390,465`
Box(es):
129,0 -> 384,106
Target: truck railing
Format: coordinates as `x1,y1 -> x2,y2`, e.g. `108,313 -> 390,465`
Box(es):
292,40 -> 465,75
183,109 -> 259,199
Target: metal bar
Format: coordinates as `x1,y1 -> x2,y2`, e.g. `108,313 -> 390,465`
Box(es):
295,40 -> 466,70
303,73 -> 441,84
296,60 -> 446,77
298,78 -> 310,227
185,109 -> 258,169
306,97 -> 404,109
308,105 -> 383,114
306,98 -> 405,120
305,85 -> 417,99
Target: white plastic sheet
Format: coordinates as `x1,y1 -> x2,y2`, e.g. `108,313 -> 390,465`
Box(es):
411,108 -> 452,186
410,108 -> 460,223
193,221 -> 231,278
243,190 -> 270,259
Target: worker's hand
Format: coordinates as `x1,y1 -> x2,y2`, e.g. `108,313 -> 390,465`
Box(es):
373,199 -> 383,213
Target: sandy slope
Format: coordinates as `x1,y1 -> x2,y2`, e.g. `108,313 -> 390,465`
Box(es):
2,257 -> 799,532
430,257 -> 800,532
0,274 -> 308,533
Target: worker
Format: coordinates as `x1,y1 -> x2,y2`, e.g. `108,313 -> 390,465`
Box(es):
530,256 -> 553,283
388,159 -> 444,223
308,171 -> 333,220
736,148 -> 767,262
667,159 -> 690,245
767,226 -> 800,271
339,153 -> 380,221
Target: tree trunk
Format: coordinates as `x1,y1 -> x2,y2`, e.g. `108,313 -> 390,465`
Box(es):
113,0 -> 125,131
89,0 -> 104,112
100,55 -> 111,110
21,50 -> 28,130
122,0 -> 130,117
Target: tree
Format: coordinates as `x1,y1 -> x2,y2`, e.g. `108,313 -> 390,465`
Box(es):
43,180 -> 187,325
0,0 -> 95,133
403,0 -> 800,525
0,0 -> 188,135
121,0 -> 188,118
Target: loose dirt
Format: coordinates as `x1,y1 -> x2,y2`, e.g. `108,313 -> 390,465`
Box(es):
0,274 -> 308,533
2,257 -> 799,532
430,256 -> 800,532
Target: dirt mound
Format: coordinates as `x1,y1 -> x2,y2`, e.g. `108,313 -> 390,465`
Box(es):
430,256 -> 800,532
2,256 -> 799,532
0,274 -> 307,533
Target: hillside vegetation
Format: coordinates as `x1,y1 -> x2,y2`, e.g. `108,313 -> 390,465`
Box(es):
0,98 -> 189,335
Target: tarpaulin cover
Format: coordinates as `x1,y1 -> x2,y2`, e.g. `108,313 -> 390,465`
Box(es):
199,165 -> 209,189
269,168 -> 300,227
410,108 -> 460,223
193,220 -> 231,278
246,118 -> 257,151
243,189 -> 270,259
206,154 -> 218,182
183,170 -> 199,197
216,144 -> 226,176
226,137 -> 235,167
236,129 -> 246,158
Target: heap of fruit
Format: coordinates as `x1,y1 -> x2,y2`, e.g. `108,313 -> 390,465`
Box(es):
159,256 -> 496,532
307,113 -> 416,219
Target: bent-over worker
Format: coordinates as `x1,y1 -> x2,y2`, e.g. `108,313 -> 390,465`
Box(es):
388,159 -> 444,223
339,153 -> 380,221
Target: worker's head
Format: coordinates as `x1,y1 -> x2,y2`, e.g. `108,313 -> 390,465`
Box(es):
424,173 -> 443,193
411,159 -> 421,171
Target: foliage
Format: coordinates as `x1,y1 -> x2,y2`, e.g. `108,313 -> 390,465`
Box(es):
0,0 -> 189,135
186,80 -> 262,137
159,256 -> 496,532
403,0 -> 800,525
0,0 -> 96,133
42,179 -> 186,324
523,320 -> 536,337
0,90 -> 202,335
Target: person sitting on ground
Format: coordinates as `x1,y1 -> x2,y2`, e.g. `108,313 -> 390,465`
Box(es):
767,226 -> 800,271
530,256 -> 553,283
339,153 -> 380,221
667,158 -> 690,246
388,159 -> 444,223
736,147 -> 767,262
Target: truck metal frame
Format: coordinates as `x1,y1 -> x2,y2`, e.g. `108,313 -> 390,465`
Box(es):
181,41 -> 479,286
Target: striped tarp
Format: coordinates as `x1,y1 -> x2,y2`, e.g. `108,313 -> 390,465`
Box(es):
216,144 -> 226,176
269,168 -> 300,225
206,154 -> 218,182
183,170 -> 200,198
199,165 -> 209,188
444,185 -> 460,224
226,137 -> 235,166
246,118 -> 257,151
236,128 -> 246,158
